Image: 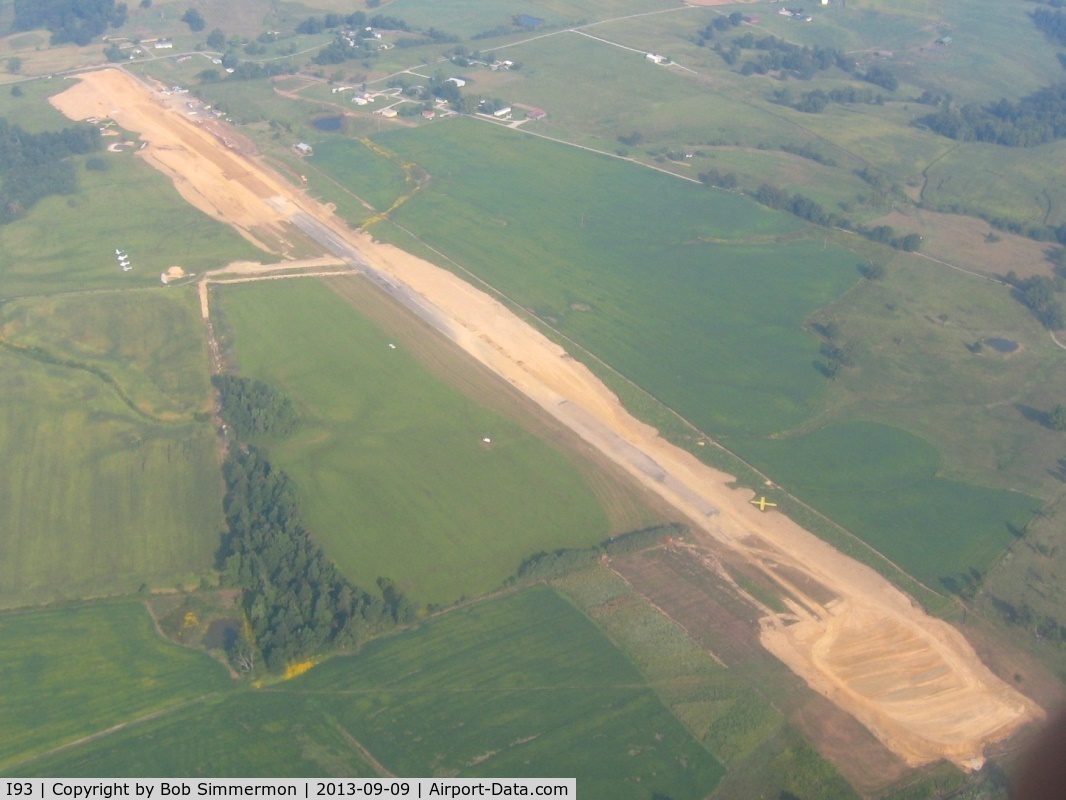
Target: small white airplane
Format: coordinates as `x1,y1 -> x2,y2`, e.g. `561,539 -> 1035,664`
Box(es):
122,265 -> 132,272
114,249 -> 123,255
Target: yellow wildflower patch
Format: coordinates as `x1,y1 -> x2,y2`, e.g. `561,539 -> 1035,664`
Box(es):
283,660 -> 315,680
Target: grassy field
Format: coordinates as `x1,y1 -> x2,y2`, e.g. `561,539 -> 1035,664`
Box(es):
737,422 -> 1041,589
17,587 -> 724,796
0,148 -> 265,299
0,601 -> 231,774
309,138 -> 410,220
0,288 -> 212,420
216,277 -> 616,605
0,346 -> 223,609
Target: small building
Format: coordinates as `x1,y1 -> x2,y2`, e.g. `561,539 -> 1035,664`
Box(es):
380,107 -> 398,118
154,40 -> 173,49
421,109 -> 436,119
294,142 -> 313,156
492,106 -> 512,118
447,77 -> 466,87
646,53 -> 667,64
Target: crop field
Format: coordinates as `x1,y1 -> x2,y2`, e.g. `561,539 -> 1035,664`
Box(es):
15,692 -> 376,778
0,149 -> 264,299
737,422 -> 1041,589
0,347 -> 223,609
1,289 -> 211,420
288,586 -> 724,797
367,119 -> 859,438
0,601 -> 231,775
18,587 -> 724,794
216,277 -> 614,604
552,565 -> 864,798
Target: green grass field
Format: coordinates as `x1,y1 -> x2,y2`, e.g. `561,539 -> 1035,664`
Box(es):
0,601 -> 231,774
0,346 -> 223,608
0,149 -> 265,299
216,277 -> 613,604
23,588 -> 724,797
1,288 -> 211,420
736,422 -> 1041,589
309,138 -> 409,219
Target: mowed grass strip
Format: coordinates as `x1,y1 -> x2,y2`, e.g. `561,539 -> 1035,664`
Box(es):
14,692 -> 375,778
1,288 -> 212,420
0,349 -> 223,609
0,602 -> 231,774
217,278 -> 611,605
736,422 -> 1041,588
285,586 -> 724,798
369,119 -> 857,437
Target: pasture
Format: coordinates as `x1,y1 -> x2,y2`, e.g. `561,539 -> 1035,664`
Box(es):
0,601 -> 231,775
216,277 -> 615,605
1,289 -> 212,420
0,347 -> 224,609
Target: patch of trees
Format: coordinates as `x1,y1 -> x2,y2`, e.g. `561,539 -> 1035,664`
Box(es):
181,8 -> 205,33
1004,272 -> 1066,329
694,12 -> 743,45
13,0 -> 127,45
776,85 -> 885,113
1048,404 -> 1066,431
219,447 -> 417,672
749,182 -> 920,251
917,84 -> 1066,147
297,12 -> 410,35
862,64 -> 898,91
508,524 -> 687,584
779,142 -> 838,166
214,374 -> 299,438
1033,7 -> 1066,46
718,33 -> 849,80
223,60 -> 293,80
698,168 -> 738,189
0,118 -> 100,224
989,595 -> 1066,645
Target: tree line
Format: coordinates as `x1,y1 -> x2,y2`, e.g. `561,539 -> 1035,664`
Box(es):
14,0 -> 127,45
0,117 -> 100,224
917,83 -> 1066,146
214,374 -> 299,439
506,524 -> 687,584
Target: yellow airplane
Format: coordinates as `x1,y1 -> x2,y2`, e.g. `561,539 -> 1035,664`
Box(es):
751,496 -> 777,511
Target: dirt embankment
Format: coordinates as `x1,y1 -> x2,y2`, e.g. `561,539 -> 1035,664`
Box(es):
50,68 -> 1045,771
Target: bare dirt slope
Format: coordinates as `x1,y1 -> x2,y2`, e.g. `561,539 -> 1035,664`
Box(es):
51,68 -> 1044,770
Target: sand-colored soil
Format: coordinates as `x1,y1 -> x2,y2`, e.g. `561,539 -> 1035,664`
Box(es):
51,68 -> 1044,770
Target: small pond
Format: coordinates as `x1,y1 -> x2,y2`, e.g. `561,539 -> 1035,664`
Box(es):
203,618 -> 240,650
985,338 -> 1020,353
312,116 -> 343,132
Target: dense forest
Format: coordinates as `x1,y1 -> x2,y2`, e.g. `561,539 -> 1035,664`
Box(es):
219,446 -> 417,672
917,84 -> 1066,146
214,375 -> 299,439
13,0 -> 127,45
0,118 -> 100,224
